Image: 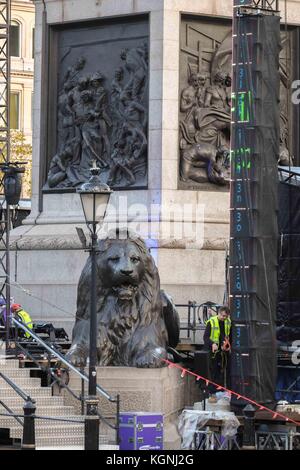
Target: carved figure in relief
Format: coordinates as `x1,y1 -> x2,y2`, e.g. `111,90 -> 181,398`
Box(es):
180,142 -> 229,186
121,43 -> 148,101
70,76 -> 91,166
57,81 -> 76,149
204,71 -> 231,113
107,140 -> 136,186
180,73 -> 198,113
111,67 -> 125,142
90,72 -> 112,163
194,106 -> 230,149
111,67 -> 124,101
179,73 -> 200,148
196,73 -> 207,108
79,90 -> 109,170
63,56 -> 86,88
121,123 -> 147,161
47,141 -> 76,188
119,91 -> 147,131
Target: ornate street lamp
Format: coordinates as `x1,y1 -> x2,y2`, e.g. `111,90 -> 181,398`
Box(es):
77,162 -> 112,450
3,164 -> 24,206
0,162 -> 25,351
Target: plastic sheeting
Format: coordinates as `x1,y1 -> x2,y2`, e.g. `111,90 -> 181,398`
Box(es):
178,409 -> 240,450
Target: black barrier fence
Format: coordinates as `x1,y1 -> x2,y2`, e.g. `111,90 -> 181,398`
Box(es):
276,171 -> 300,402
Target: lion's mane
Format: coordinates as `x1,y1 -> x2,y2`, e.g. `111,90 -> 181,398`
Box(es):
68,230 -> 170,368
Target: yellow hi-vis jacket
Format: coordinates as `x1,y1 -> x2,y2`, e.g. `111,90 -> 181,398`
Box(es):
16,309 -> 33,338
206,315 -> 231,346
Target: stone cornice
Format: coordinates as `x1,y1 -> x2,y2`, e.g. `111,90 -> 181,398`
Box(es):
4,235 -> 229,251
12,70 -> 34,79
12,1 -> 35,14
9,235 -> 82,251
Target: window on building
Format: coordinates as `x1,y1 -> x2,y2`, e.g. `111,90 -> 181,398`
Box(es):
10,21 -> 20,57
10,93 -> 20,129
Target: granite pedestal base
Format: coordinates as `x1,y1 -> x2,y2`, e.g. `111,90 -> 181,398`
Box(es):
65,366 -> 197,450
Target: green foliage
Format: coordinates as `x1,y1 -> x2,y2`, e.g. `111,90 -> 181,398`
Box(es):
10,130 -> 32,199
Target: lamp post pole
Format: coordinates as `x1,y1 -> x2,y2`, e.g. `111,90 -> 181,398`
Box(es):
5,204 -> 11,352
78,162 -> 112,451
84,221 -> 100,450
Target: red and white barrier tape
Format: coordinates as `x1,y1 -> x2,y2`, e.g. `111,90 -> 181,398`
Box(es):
162,358 -> 300,426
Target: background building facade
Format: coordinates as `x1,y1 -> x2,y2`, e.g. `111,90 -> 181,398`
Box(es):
10,0 -> 34,140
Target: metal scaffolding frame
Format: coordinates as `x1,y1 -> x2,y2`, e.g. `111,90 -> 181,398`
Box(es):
194,429 -> 241,450
234,0 -> 279,13
251,0 -> 279,10
0,0 -> 11,350
256,431 -> 300,450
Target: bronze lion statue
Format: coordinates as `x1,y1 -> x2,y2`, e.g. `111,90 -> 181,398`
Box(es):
67,230 -> 180,368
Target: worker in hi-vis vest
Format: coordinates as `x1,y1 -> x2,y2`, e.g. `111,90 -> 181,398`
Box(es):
11,304 -> 33,339
204,306 -> 232,400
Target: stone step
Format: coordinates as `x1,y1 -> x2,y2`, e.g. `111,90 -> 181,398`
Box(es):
0,415 -> 83,428
0,405 -> 77,417
0,369 -> 38,378
36,444 -> 119,450
35,434 -> 109,449
10,424 -> 85,439
37,446 -> 85,450
0,387 -> 52,397
0,360 -> 20,369
1,396 -> 65,407
0,378 -> 42,387
0,361 -> 111,450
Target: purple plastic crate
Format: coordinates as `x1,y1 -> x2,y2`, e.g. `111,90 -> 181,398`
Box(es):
119,412 -> 164,450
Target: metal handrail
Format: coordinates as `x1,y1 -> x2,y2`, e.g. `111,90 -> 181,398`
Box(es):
12,317 -> 121,441
0,400 -> 23,427
176,302 -> 220,343
12,317 -> 115,402
15,341 -> 119,434
0,370 -> 32,403
278,167 -> 300,185
16,341 -> 83,404
0,411 -> 83,425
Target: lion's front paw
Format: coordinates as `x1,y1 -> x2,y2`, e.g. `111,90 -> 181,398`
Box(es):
135,348 -> 167,368
66,345 -> 87,368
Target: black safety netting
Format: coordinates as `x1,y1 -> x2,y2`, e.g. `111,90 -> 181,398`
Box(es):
230,14 -> 281,405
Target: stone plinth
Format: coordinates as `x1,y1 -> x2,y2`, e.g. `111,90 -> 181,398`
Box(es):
10,0 -> 234,333
65,366 -> 197,450
13,0 -> 299,329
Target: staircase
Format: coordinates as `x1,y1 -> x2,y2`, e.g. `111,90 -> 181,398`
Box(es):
0,359 -> 113,450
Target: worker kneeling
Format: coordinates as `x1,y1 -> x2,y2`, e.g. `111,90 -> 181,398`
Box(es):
12,304 -> 33,339
204,306 -> 231,401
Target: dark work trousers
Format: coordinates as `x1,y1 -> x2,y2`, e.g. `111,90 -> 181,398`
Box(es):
208,350 -> 230,394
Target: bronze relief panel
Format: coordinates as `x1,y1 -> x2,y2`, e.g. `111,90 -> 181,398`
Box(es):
179,16 -> 296,190
44,16 -> 149,192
